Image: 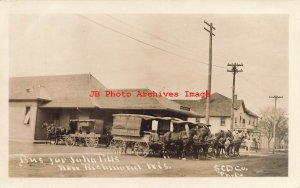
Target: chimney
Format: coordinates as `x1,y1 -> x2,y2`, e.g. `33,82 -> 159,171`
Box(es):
234,94 -> 237,104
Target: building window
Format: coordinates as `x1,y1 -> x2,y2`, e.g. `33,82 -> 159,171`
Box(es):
24,106 -> 31,125
249,120 -> 250,125
235,117 -> 237,123
239,116 -> 241,123
195,118 -> 200,123
242,119 -> 245,127
220,117 -> 226,126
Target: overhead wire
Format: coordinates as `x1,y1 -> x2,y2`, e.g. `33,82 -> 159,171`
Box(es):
77,14 -> 226,69
104,14 -> 205,58
77,14 -> 279,97
104,14 -> 229,67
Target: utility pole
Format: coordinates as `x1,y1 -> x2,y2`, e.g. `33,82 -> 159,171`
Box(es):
227,63 -> 243,130
269,95 -> 283,154
204,20 -> 215,125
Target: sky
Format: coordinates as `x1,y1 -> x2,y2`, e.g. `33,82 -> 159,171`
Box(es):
9,14 -> 289,113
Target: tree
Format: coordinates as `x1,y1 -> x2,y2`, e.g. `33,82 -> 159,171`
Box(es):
258,107 -> 288,151
276,117 -> 288,148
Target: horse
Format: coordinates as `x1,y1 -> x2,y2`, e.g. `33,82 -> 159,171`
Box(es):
212,130 -> 226,158
55,127 -> 67,144
42,122 -> 67,145
212,130 -> 234,158
162,129 -> 189,160
191,125 -> 211,159
161,124 -> 226,160
204,133 -> 217,159
231,131 -> 246,157
42,123 -> 56,144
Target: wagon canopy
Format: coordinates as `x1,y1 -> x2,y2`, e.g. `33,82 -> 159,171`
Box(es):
196,122 -> 211,127
111,114 -> 200,136
112,114 -> 156,137
69,119 -> 104,134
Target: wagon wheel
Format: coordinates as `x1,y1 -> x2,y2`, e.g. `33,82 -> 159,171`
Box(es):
134,142 -> 149,157
65,135 -> 75,146
86,136 -> 99,147
109,139 -> 125,154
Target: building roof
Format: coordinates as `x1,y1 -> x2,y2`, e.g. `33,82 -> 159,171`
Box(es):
10,74 -> 107,108
9,74 -> 199,117
244,108 -> 258,117
9,84 -> 52,101
173,92 -> 258,117
94,88 -> 200,117
174,93 -> 232,117
233,98 -> 258,117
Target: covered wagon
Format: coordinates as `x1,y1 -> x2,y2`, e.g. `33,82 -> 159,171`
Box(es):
110,114 -> 191,157
64,119 -> 108,147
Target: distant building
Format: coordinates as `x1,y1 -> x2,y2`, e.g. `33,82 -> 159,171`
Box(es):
9,74 -> 200,142
173,92 -> 260,135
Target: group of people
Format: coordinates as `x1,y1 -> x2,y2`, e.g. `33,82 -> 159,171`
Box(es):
244,133 -> 261,152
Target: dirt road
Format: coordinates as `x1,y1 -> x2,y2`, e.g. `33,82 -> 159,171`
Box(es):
9,141 -> 288,177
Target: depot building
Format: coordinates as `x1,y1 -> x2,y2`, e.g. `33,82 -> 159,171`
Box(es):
9,74 -> 200,142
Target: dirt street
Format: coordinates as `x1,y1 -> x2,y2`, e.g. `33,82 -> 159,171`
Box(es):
9,141 -> 288,177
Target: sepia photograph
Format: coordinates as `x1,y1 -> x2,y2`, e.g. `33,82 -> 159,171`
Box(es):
3,0 -> 300,187
7,13 -> 289,178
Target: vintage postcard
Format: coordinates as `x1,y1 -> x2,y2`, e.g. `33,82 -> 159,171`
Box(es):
1,1 -> 300,188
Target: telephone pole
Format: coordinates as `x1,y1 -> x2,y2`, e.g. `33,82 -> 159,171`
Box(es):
227,63 -> 243,130
269,95 -> 283,154
204,20 -> 215,125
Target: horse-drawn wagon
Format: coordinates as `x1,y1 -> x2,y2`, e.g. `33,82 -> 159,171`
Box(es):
109,114 -> 249,160
109,114 -> 205,158
109,114 -> 162,157
110,114 -> 188,157
64,119 -> 109,147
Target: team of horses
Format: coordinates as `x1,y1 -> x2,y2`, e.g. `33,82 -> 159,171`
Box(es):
43,121 -> 247,160
160,125 -> 247,160
42,122 -> 67,145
